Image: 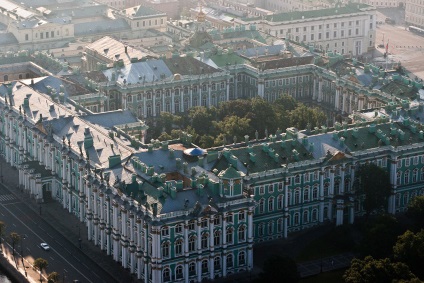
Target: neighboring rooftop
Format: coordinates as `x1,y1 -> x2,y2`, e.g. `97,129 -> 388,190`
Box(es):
243,3 -> 373,22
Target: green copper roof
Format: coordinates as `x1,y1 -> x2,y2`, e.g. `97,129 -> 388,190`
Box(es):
218,165 -> 245,179
209,53 -> 247,67
243,3 -> 372,22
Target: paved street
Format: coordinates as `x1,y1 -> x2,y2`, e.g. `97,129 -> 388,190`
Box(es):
0,158 -> 135,283
374,8 -> 424,79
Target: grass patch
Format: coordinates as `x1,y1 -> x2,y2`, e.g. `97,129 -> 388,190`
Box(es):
300,269 -> 346,283
296,226 -> 356,262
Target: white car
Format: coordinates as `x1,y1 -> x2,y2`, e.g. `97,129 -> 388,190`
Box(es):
40,243 -> 50,251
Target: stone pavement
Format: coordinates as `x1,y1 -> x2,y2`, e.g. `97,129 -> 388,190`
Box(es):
0,159 -> 136,283
297,252 -> 356,278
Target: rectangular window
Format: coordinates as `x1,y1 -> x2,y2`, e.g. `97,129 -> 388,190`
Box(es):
405,158 -> 410,167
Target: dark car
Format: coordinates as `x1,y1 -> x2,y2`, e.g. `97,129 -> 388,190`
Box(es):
385,18 -> 395,24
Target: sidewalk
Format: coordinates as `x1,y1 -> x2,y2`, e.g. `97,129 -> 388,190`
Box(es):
1,241 -> 41,283
297,252 -> 355,277
1,161 -> 135,283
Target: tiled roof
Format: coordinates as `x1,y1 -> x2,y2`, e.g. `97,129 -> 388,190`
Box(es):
84,36 -> 149,65
0,33 -> 18,45
209,53 -> 247,67
82,110 -> 141,129
103,60 -> 173,85
164,56 -> 219,75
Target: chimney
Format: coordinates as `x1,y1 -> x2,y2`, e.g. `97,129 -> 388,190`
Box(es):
125,46 -> 128,54
31,79 -> 34,85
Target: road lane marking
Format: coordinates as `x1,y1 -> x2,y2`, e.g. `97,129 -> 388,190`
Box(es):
0,202 -> 93,282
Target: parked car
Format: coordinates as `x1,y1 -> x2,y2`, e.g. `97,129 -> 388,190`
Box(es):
385,18 -> 395,24
40,243 -> 50,251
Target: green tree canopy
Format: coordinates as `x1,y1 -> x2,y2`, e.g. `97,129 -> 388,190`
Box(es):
9,232 -> 20,256
344,256 -> 417,283
289,104 -> 326,130
359,214 -> 403,258
47,271 -> 60,283
213,115 -> 252,144
356,163 -> 391,215
188,106 -> 214,136
406,196 -> 424,230
34,258 -> 48,282
393,230 -> 424,280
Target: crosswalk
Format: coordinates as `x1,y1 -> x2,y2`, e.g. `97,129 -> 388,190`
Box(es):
0,194 -> 18,203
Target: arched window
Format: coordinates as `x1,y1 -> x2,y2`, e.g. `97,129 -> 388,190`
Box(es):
238,226 -> 246,242
259,199 -> 265,213
227,254 -> 233,267
175,265 -> 183,279
397,171 -> 402,185
201,233 -> 208,249
303,187 -> 310,202
162,242 -> 170,258
294,189 -> 301,204
277,218 -> 283,232
295,174 -> 300,184
303,210 -> 309,223
189,262 -> 196,276
226,228 -> 233,243
201,259 -> 208,273
214,230 -> 221,246
163,267 -> 171,282
175,239 -> 183,256
188,236 -> 196,252
277,194 -> 283,209
214,256 -> 221,270
294,213 -> 300,225
258,223 -> 264,236
238,251 -> 246,265
312,209 -> 318,221
312,187 -> 318,200
404,170 -> 410,184
413,169 -> 418,183
268,197 -> 274,211
268,221 -> 273,235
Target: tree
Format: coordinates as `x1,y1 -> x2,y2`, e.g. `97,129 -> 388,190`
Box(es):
393,230 -> 424,279
189,106 -> 214,136
47,271 -> 60,283
356,163 -> 391,215
406,196 -> 424,230
359,214 -> 403,258
9,232 -> 20,256
289,104 -> 326,130
344,256 -> 418,283
256,254 -> 300,283
0,221 -> 5,245
214,115 -> 252,144
248,97 -> 278,135
34,258 -> 48,282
